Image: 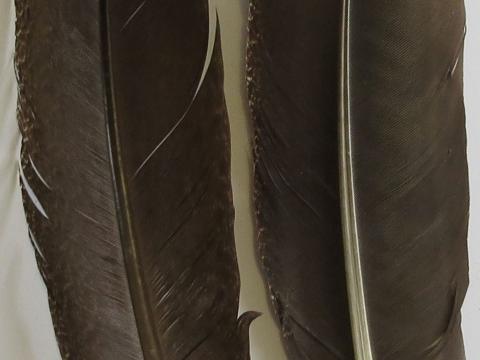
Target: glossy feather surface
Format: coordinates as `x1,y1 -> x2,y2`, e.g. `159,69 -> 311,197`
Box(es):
15,0 -> 254,359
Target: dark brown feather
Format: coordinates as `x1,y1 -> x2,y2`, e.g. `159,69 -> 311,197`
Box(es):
248,0 -> 469,359
247,1 -> 354,359
15,0 -> 255,359
345,0 -> 469,358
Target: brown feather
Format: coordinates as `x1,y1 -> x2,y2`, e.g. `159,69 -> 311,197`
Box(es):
15,0 -> 255,359
344,0 -> 469,358
248,0 -> 469,359
247,1 -> 354,359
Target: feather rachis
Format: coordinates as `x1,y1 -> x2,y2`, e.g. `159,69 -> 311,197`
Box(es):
339,0 -> 374,358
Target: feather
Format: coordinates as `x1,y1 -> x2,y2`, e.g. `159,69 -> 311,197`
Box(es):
247,0 -> 469,359
14,0 -> 257,359
247,1 -> 354,359
341,1 -> 469,359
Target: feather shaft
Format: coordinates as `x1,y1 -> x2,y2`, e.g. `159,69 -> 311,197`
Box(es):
101,1 -> 161,357
339,0 -> 373,358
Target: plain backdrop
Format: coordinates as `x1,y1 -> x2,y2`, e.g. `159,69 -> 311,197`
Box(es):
0,0 -> 61,359
460,1 -> 480,358
0,1 -> 478,359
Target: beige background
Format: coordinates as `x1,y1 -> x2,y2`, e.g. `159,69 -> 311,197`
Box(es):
0,0 -> 61,358
0,0 -> 478,359
461,0 -> 480,357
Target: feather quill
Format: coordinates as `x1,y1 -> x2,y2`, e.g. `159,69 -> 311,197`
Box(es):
14,0 -> 256,359
247,0 -> 469,359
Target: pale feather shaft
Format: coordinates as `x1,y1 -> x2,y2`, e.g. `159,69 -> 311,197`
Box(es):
339,0 -> 373,358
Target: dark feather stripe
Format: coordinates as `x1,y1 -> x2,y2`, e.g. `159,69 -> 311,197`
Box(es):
15,0 -> 255,359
